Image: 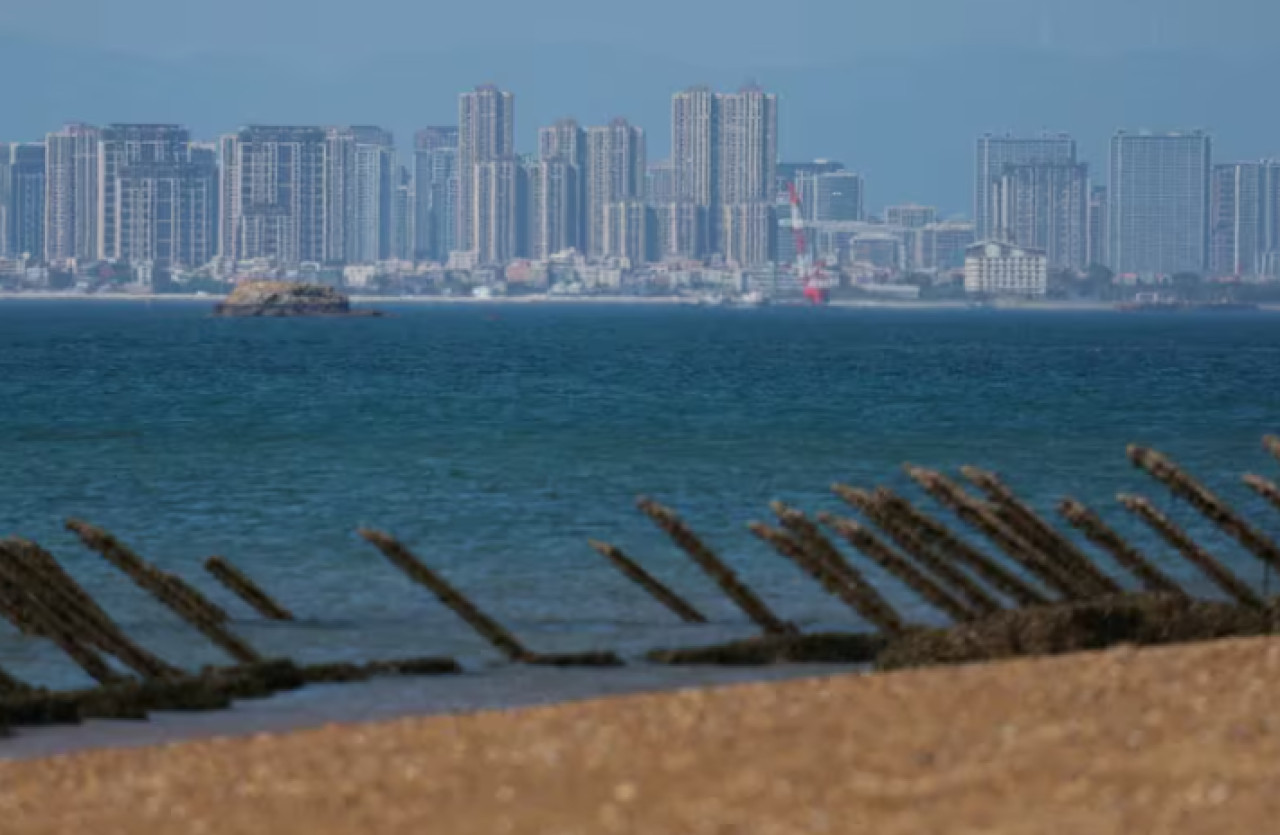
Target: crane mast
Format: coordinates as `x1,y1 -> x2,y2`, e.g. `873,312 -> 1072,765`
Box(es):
787,181 -> 829,305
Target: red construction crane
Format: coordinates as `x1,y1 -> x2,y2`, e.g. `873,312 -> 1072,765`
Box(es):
787,181 -> 829,305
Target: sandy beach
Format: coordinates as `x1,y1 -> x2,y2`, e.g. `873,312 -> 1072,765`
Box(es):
2,635 -> 1277,834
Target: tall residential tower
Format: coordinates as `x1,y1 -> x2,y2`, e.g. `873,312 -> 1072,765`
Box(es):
458,85 -> 515,263
974,133 -> 1077,241
1108,130 -> 1211,277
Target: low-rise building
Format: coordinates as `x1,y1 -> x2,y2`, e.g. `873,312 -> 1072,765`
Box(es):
964,241 -> 1048,297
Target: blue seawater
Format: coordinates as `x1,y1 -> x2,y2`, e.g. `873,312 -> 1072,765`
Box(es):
1,301 -> 1278,730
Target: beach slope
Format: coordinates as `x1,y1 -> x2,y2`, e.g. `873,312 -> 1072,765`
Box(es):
3,636 -> 1279,834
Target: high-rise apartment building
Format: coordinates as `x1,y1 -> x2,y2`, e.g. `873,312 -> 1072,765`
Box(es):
1209,160 -> 1280,278
219,126 -> 328,264
412,127 -> 458,261
538,118 -> 586,251
0,144 -> 12,256
718,86 -> 778,207
651,201 -> 705,261
115,158 -> 217,268
722,201 -> 774,266
458,86 -> 515,260
347,126 -> 396,263
603,200 -> 648,263
646,161 -> 677,206
323,128 -> 355,263
671,84 -> 777,263
811,171 -> 864,222
527,157 -> 579,259
97,124 -> 190,261
886,204 -> 937,229
586,119 -> 646,258
671,86 -> 717,210
1088,186 -> 1108,268
44,123 -> 101,262
991,162 -> 1088,270
1108,130 -> 1211,277
9,144 -> 46,260
777,160 -> 845,198
974,133 -> 1077,240
472,157 -> 519,264
914,221 -> 976,272
392,165 -> 413,261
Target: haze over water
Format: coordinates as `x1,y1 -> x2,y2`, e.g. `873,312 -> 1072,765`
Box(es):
1,301 -> 1279,752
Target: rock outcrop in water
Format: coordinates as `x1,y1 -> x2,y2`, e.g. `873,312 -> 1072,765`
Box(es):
213,281 -> 382,317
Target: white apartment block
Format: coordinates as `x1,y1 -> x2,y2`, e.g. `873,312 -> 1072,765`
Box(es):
964,241 -> 1048,297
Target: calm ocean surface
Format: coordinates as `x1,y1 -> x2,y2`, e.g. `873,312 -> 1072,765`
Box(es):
2,301 -> 1279,754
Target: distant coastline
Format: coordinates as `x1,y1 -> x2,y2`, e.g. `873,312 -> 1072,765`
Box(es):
1,291 -> 1276,313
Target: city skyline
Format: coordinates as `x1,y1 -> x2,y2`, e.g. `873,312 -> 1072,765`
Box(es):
2,81 -> 1279,283
3,21 -> 1279,214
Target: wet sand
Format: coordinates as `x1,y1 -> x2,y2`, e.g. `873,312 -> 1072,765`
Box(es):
3,636 -> 1280,834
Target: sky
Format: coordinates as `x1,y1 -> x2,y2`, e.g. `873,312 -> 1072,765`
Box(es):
1,0 -> 1276,212
3,0 -> 1278,62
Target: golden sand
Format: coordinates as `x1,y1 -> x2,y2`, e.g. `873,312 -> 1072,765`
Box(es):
4,636 -> 1280,834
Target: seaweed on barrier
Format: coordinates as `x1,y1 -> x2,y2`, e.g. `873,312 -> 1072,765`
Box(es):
67,520 -> 260,665
771,502 -> 904,634
869,487 -> 1052,611
962,467 -> 1123,598
6,539 -> 180,680
832,485 -> 1000,616
1244,473 -> 1280,516
204,556 -> 295,621
588,539 -> 707,624
638,498 -> 796,636
648,632 -> 888,666
877,594 -> 1280,672
1119,494 -> 1263,608
749,519 -> 897,631
359,528 -> 531,661
908,467 -> 1086,600
818,513 -> 975,624
1058,499 -> 1187,596
1129,446 -> 1280,572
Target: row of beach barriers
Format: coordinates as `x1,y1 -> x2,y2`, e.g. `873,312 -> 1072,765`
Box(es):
2,439 -> 1280,735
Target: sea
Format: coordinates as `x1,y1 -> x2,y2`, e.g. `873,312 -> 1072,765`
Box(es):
1,300 -> 1279,757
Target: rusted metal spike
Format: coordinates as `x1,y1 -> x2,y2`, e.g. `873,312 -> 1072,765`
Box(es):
1058,499 -> 1187,597
359,529 -> 531,661
905,467 -> 1085,600
1118,494 -> 1262,608
8,539 -> 180,679
961,467 -> 1122,598
66,520 -> 261,665
0,545 -> 123,685
818,513 -> 975,624
1264,435 -> 1280,466
637,498 -> 796,636
0,567 -> 45,636
155,570 -> 229,626
1129,445 -> 1280,572
749,520 -> 899,633
834,485 -> 1001,616
1244,474 -> 1280,516
860,486 -> 1050,608
204,557 -> 295,621
770,502 -> 906,633
588,540 -> 707,624
18,543 -> 117,632
0,662 -> 30,696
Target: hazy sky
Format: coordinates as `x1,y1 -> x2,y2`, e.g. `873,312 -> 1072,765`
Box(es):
4,0 -> 1278,61
3,0 -> 1275,210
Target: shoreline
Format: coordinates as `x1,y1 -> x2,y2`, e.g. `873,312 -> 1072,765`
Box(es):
2,292 -> 1276,313
3,635 -> 1278,833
